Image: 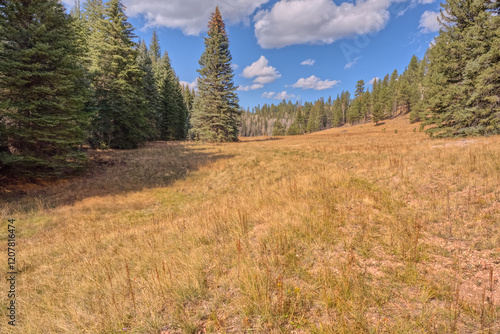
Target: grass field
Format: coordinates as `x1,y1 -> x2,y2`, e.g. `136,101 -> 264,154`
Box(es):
1,115 -> 499,333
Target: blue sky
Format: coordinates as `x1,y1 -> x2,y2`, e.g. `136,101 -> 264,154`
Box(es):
65,0 -> 443,110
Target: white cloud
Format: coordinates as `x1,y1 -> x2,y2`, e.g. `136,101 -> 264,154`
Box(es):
368,77 -> 380,85
274,91 -> 295,100
180,78 -> 198,90
300,59 -> 316,66
397,0 -> 436,17
124,0 -> 270,35
419,10 -> 440,33
262,92 -> 275,98
292,75 -> 340,90
237,84 -> 264,91
231,63 -> 239,70
254,0 -> 393,49
345,56 -> 360,69
242,56 -> 281,84
262,91 -> 295,100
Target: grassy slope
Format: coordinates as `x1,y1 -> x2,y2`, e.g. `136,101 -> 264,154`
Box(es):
1,115 -> 499,333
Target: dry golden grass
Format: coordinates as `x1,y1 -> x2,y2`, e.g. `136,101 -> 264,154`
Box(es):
1,115 -> 499,333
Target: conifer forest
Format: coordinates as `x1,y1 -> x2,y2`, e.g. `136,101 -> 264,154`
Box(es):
0,1 -> 499,333
1,0 -> 498,178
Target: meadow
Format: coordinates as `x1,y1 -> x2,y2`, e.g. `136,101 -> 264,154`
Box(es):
0,115 -> 499,333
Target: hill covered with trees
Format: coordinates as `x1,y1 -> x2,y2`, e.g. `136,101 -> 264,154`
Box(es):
241,0 -> 499,138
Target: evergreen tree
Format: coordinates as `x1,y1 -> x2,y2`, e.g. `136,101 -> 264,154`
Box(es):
149,30 -> 161,71
331,94 -> 343,127
181,85 -> 194,134
87,0 -> 148,149
0,0 -> 87,177
287,109 -> 305,135
424,0 -> 499,136
83,0 -> 105,73
399,55 -> 421,116
157,52 -> 187,140
362,89 -> 371,122
347,80 -> 365,124
340,91 -> 351,125
137,40 -> 160,140
372,78 -> 385,124
190,7 -> 241,142
410,53 -> 429,122
387,69 -> 399,117
272,121 -> 286,136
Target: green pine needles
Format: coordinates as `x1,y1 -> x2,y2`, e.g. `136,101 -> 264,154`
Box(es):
190,7 -> 241,142
423,0 -> 500,137
0,0 -> 88,177
86,0 -> 148,149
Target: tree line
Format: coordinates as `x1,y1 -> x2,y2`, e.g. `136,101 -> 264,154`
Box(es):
242,0 -> 499,138
0,1 -> 239,178
241,53 -> 423,138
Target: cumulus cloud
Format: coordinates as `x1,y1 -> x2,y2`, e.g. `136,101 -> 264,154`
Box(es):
180,78 -> 198,90
419,10 -> 440,33
254,0 -> 393,49
292,75 -> 340,90
124,0 -> 270,35
231,63 -> 239,70
262,92 -> 275,98
242,56 -> 281,84
275,91 -> 296,100
262,91 -> 295,100
238,84 -> 264,91
300,59 -> 316,66
368,77 -> 380,85
345,56 -> 360,69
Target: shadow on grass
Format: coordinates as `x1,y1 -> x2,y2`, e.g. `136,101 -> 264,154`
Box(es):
374,122 -> 386,126
0,141 -> 234,214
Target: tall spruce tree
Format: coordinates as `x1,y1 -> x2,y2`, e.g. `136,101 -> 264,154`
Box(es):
424,0 -> 499,136
0,0 -> 87,177
372,78 -> 386,124
87,0 -> 148,149
347,80 -> 365,124
149,30 -> 161,72
190,7 -> 241,142
137,40 -> 160,140
157,52 -> 188,140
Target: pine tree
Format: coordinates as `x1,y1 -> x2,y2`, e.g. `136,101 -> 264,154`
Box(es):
424,0 -> 499,136
347,80 -> 365,124
0,0 -> 87,177
157,52 -> 187,140
399,55 -> 420,116
331,95 -> 343,127
272,121 -> 286,136
149,30 -> 161,72
362,89 -> 371,122
387,69 -> 399,117
87,0 -> 148,149
372,78 -> 385,124
137,40 -> 160,140
410,53 -> 429,123
83,0 -> 105,73
287,108 -> 305,135
340,91 -> 351,125
190,7 -> 241,142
